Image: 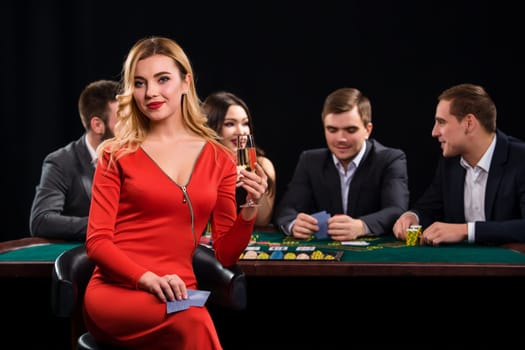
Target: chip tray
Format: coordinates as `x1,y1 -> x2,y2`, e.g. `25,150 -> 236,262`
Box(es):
240,247 -> 343,261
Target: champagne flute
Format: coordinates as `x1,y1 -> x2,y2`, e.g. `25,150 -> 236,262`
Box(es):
237,134 -> 259,207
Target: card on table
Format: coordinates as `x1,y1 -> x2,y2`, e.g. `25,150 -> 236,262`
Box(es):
311,210 -> 330,239
341,240 -> 370,246
166,289 -> 211,314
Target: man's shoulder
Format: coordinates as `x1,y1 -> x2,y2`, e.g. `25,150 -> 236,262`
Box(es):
368,139 -> 406,157
296,148 -> 332,165
300,148 -> 330,158
495,130 -> 525,160
44,136 -> 85,162
506,135 -> 525,150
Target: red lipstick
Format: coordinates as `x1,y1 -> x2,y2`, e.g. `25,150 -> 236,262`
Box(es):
147,102 -> 163,109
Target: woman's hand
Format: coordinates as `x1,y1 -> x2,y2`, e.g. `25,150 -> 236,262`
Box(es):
238,163 -> 268,205
236,166 -> 243,188
138,271 -> 187,303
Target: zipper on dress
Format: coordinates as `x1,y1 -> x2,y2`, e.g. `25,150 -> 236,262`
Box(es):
180,185 -> 196,247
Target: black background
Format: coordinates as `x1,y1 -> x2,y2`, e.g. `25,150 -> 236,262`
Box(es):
2,0 -> 524,241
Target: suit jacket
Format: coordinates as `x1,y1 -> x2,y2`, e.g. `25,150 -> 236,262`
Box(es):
29,135 -> 94,240
274,139 -> 409,236
412,129 -> 525,244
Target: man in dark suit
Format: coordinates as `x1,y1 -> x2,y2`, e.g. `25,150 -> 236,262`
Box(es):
274,87 -> 409,240
393,83 -> 525,245
29,80 -> 119,240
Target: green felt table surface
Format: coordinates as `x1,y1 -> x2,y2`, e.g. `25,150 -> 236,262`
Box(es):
246,232 -> 525,264
0,242 -> 82,261
2,232 -> 525,265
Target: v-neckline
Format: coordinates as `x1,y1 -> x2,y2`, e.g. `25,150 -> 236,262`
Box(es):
139,142 -> 208,187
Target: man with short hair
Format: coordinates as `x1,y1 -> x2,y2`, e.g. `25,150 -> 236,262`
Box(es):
393,83 -> 525,245
274,87 -> 409,240
30,79 -> 119,240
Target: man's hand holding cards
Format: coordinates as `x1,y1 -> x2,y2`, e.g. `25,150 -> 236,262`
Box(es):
311,210 -> 330,239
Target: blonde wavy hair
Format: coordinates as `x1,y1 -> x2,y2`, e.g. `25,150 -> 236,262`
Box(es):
97,36 -> 221,166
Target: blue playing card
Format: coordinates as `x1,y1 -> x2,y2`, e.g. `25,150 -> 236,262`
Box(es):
166,298 -> 191,314
187,289 -> 211,307
311,210 -> 330,239
166,289 -> 211,314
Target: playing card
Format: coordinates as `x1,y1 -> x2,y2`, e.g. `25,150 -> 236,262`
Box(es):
187,289 -> 211,307
311,210 -> 330,239
166,289 -> 211,314
166,298 -> 191,314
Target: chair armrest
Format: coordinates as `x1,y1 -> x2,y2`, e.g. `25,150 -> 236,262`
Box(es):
192,244 -> 247,311
51,245 -> 94,318
51,244 -> 247,317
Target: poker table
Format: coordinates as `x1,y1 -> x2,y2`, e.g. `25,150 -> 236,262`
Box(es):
2,231 -> 525,277
2,232 -> 525,347
236,231 -> 525,277
220,232 -> 525,347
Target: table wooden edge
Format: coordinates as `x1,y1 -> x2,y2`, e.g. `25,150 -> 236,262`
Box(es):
237,260 -> 525,277
0,237 -> 65,278
0,237 -> 65,254
3,235 -> 525,278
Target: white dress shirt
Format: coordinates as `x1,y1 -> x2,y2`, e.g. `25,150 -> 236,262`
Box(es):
332,141 -> 366,214
286,142 -> 368,235
460,135 -> 496,242
332,141 -> 370,233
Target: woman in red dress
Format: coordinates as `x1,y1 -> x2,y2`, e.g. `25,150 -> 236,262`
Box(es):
83,36 -> 268,349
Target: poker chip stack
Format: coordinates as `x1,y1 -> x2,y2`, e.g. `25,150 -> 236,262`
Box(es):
405,225 -> 422,246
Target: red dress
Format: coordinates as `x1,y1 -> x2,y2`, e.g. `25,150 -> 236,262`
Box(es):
84,142 -> 254,349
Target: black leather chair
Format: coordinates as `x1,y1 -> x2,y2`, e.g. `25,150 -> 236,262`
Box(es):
51,244 -> 247,350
